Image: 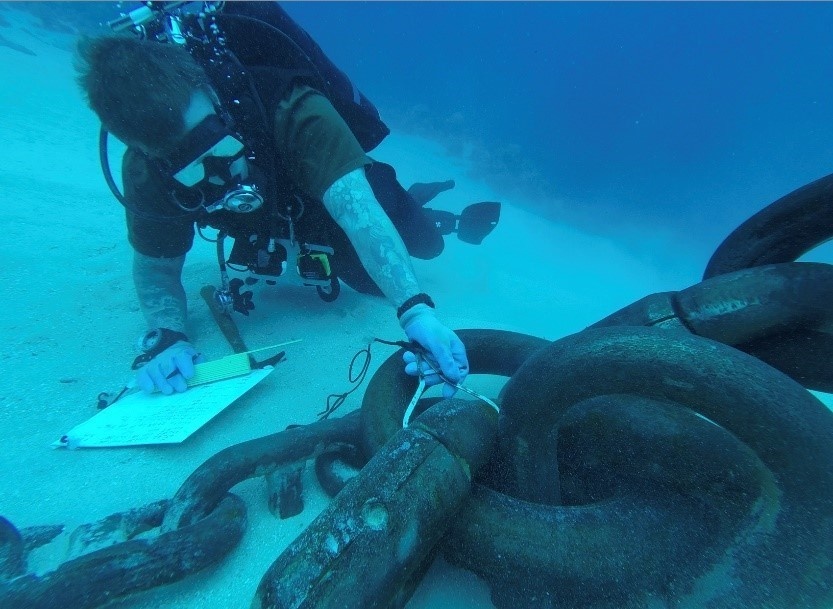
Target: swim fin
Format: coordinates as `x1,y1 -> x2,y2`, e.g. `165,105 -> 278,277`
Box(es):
407,180 -> 456,206
425,201 -> 501,245
458,201 -> 500,244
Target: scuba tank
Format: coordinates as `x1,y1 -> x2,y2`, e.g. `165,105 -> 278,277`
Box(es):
104,1 -> 388,155
216,1 -> 389,152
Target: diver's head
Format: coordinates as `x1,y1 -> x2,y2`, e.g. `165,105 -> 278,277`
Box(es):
167,100 -> 250,189
75,35 -> 207,154
77,34 -> 262,215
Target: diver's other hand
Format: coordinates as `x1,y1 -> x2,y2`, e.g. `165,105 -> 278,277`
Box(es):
400,304 -> 469,398
135,341 -> 200,395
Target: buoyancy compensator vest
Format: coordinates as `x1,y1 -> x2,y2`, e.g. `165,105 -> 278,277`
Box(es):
100,1 -> 389,209
214,1 -> 389,152
100,1 -> 390,309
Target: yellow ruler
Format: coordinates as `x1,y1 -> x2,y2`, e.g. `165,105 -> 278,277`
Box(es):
186,340 -> 302,388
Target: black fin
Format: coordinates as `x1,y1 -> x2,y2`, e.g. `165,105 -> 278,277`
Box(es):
425,209 -> 458,236
407,179 -> 455,206
458,202 -> 501,244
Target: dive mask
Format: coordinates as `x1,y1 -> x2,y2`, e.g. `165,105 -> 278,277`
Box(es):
166,114 -> 264,213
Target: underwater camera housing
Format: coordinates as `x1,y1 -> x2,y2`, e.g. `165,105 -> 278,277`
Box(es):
227,236 -> 340,303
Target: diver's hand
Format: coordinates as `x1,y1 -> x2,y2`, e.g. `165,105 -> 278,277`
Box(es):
400,305 -> 469,398
135,341 -> 201,395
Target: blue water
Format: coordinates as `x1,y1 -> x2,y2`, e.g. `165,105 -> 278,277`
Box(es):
15,0 -> 833,257
284,1 -> 833,256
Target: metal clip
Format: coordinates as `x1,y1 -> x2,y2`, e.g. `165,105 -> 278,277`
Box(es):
401,351 -> 498,428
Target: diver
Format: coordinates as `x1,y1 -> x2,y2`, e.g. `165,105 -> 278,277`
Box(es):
74,2 -> 500,398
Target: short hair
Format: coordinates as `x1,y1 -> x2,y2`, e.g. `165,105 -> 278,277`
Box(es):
75,35 -> 207,153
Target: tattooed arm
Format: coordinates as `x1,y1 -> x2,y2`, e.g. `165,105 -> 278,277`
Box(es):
132,251 -> 188,333
323,167 -> 469,395
322,167 -> 420,308
130,251 -> 200,394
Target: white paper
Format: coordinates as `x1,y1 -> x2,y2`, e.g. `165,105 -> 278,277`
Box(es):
54,367 -> 274,449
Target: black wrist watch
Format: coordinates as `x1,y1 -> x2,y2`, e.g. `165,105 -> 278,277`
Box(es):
132,328 -> 189,369
396,293 -> 435,320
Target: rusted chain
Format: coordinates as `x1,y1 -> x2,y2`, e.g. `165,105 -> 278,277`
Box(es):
0,412 -> 365,609
360,329 -> 549,457
704,172 -> 833,278
591,261 -> 833,391
162,410 -> 362,531
485,326 -> 833,608
253,398 -> 499,609
0,493 -> 246,609
313,442 -> 367,498
360,327 -> 833,609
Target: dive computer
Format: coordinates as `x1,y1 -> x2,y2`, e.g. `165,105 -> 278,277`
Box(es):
132,328 -> 189,369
